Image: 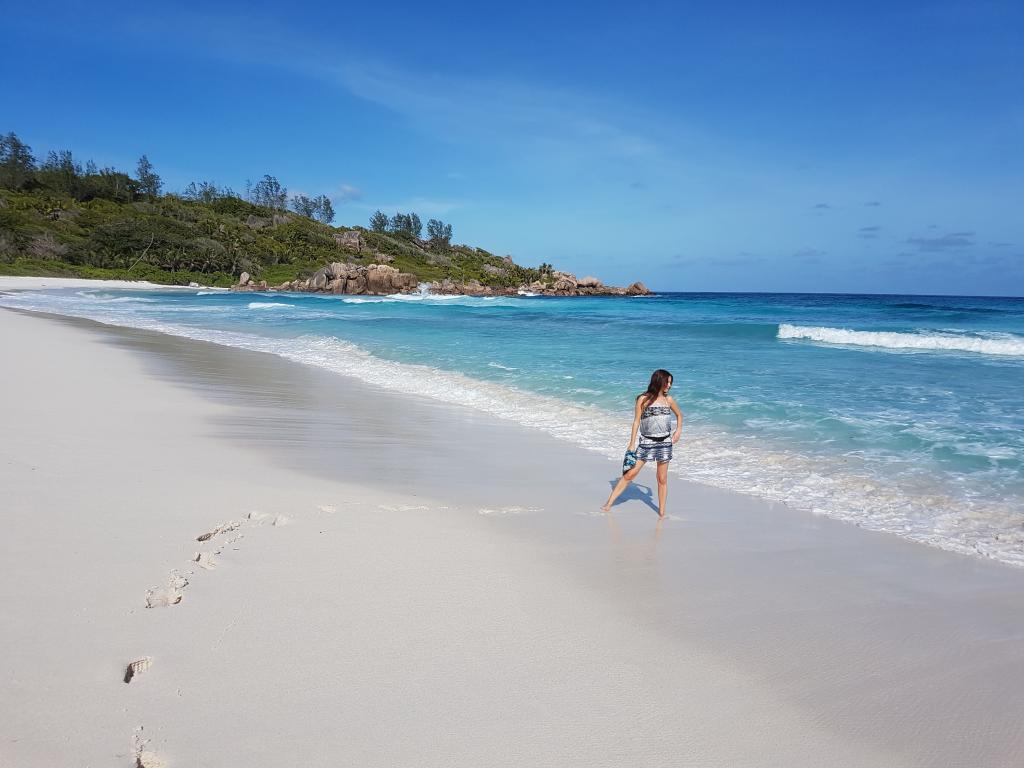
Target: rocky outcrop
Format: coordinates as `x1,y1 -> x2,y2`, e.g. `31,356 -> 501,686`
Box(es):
234,263 -> 649,298
626,281 -> 649,295
332,231 -> 363,251
428,271 -> 651,297
232,262 -> 418,296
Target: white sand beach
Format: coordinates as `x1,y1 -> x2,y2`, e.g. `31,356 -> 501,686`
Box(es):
0,276 -> 168,291
2,300 -> 1024,767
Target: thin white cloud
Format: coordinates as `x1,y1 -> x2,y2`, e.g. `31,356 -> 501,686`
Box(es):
334,184 -> 363,203
328,62 -> 661,164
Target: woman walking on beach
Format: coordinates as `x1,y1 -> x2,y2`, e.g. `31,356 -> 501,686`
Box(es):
602,369 -> 682,518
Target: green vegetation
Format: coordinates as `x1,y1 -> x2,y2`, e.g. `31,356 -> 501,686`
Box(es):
0,131 -> 547,289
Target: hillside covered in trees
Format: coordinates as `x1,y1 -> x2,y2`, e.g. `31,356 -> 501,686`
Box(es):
0,132 -> 556,289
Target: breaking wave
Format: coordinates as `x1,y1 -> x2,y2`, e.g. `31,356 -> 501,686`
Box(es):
778,324 -> 1024,356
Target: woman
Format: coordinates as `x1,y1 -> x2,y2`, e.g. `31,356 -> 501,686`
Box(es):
602,369 -> 682,518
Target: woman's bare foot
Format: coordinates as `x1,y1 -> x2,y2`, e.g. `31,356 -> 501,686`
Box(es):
601,503 -> 612,512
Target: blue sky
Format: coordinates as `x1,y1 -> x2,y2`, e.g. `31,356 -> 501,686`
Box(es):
4,1 -> 1022,294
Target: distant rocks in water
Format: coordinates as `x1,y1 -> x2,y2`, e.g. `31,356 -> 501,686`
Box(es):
233,263 -> 650,298
232,262 -> 418,296
626,281 -> 649,295
430,271 -> 651,297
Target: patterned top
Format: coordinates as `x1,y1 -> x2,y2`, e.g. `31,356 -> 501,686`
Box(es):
639,404 -> 674,439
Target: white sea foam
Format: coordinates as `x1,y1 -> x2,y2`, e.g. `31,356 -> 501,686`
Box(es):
385,292 -> 517,307
75,291 -> 157,304
3,289 -> 1022,567
247,302 -> 294,310
342,297 -> 397,304
778,324 -> 1024,356
488,362 -> 518,371
387,293 -> 462,302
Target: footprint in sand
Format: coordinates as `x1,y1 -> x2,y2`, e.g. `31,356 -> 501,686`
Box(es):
247,510 -> 291,527
316,503 -> 337,514
210,532 -> 244,555
145,513 -> 289,607
377,503 -> 431,512
123,656 -> 153,684
192,551 -> 217,570
196,520 -> 240,542
132,726 -> 166,768
145,571 -> 189,608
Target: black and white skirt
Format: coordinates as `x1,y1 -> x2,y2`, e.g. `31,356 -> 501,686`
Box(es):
635,435 -> 673,463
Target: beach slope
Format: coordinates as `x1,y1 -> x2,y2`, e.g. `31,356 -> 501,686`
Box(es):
2,306 -> 1023,767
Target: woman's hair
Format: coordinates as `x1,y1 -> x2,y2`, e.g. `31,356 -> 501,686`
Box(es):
638,369 -> 673,409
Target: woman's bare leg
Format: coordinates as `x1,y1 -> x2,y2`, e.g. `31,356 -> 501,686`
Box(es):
602,460 -> 646,511
656,461 -> 669,517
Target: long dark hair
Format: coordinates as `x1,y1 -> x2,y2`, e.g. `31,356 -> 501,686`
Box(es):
638,369 -> 673,409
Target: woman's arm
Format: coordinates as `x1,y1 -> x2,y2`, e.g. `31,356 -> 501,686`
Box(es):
670,396 -> 683,443
628,397 -> 643,449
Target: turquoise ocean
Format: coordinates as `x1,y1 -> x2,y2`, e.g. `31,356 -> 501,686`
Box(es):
4,286 -> 1022,566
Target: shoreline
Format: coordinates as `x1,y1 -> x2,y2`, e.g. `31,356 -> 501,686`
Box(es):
3,305 -> 1024,766
2,278 -> 1021,568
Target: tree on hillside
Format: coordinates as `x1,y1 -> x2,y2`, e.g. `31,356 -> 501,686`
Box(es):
136,154 -> 162,199
38,150 -> 82,197
250,174 -> 287,210
387,211 -> 423,238
314,194 -> 335,224
183,180 -> 233,203
0,132 -> 36,189
370,210 -> 388,232
41,149 -> 80,175
427,218 -> 452,246
83,168 -> 136,203
291,193 -> 335,224
291,194 -> 318,218
389,213 -> 407,235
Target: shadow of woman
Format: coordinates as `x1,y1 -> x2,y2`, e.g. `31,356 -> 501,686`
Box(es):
605,478 -> 660,515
